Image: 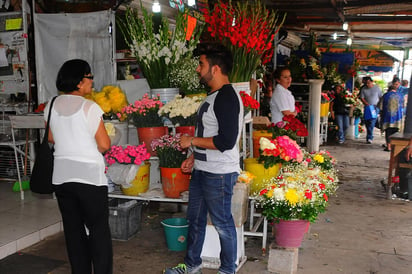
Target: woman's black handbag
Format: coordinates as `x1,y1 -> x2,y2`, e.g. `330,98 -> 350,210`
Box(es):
30,96 -> 57,194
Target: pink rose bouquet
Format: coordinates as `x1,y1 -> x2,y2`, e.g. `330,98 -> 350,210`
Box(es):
258,136 -> 303,168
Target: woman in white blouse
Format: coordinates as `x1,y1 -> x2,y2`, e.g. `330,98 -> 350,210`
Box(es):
44,59 -> 112,274
270,67 -> 297,124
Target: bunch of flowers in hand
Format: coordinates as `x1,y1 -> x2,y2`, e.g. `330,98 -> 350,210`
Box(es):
258,136 -> 304,168
268,115 -> 308,140
203,0 -> 285,82
118,5 -> 202,89
104,144 -> 151,166
158,95 -> 203,126
255,163 -> 339,222
151,133 -> 188,168
86,86 -> 128,121
120,93 -> 164,128
240,91 -> 259,116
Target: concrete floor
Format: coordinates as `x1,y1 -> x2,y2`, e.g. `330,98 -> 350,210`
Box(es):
2,129 -> 412,273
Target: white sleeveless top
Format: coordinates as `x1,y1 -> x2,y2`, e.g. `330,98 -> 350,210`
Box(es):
44,95 -> 107,186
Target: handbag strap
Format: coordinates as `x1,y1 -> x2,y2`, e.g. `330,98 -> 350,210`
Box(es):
43,96 -> 58,143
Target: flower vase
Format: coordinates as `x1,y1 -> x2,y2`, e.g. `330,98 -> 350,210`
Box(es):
150,88 -> 179,104
110,120 -> 129,145
232,82 -> 252,119
160,167 -> 191,198
274,219 -> 310,248
243,158 -> 281,195
119,162 -> 151,196
176,126 -> 195,137
137,126 -> 169,156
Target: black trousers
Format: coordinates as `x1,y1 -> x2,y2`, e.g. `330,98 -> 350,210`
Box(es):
55,183 -> 113,274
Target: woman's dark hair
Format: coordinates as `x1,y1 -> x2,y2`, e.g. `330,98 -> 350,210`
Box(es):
273,67 -> 290,80
56,59 -> 91,93
194,42 -> 233,75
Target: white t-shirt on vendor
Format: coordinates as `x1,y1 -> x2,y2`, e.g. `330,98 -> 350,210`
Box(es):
270,84 -> 296,124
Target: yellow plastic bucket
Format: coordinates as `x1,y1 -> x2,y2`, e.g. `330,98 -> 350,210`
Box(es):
244,158 -> 281,195
252,130 -> 273,157
320,102 -> 330,117
121,162 -> 151,196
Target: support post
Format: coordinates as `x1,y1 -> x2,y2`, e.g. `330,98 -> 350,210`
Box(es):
307,79 -> 324,152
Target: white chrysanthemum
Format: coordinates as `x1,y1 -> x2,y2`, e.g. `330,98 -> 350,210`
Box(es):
273,188 -> 285,201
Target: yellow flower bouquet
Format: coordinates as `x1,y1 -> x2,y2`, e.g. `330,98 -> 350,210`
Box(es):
87,85 -> 128,121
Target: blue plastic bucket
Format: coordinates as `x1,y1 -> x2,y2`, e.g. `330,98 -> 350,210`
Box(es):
161,218 -> 188,251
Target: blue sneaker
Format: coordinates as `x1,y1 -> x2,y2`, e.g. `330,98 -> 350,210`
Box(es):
163,263 -> 202,274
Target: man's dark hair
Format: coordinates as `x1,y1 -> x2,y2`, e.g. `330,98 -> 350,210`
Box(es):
363,76 -> 372,82
194,42 -> 233,75
392,77 -> 401,84
56,59 -> 91,92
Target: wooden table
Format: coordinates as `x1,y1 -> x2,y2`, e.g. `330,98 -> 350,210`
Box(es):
387,132 -> 412,199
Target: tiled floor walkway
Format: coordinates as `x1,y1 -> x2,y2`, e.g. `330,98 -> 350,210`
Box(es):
0,182 -> 62,260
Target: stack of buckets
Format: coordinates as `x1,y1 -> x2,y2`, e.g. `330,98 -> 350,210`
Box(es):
161,218 -> 189,251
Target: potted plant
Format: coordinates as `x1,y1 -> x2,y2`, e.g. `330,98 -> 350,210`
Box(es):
254,159 -> 338,247
120,93 -> 168,156
158,94 -> 203,136
151,133 -> 190,198
104,144 -> 151,196
117,3 -> 203,89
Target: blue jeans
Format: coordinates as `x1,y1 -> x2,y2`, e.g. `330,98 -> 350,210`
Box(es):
335,114 -> 349,142
184,169 -> 238,274
365,118 -> 377,141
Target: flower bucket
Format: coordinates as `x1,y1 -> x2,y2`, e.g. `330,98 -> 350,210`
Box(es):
137,126 -> 169,156
320,102 -> 330,117
160,167 -> 190,198
176,126 -> 195,137
121,162 -> 151,196
244,158 -> 281,195
252,130 -> 273,157
274,219 -> 309,248
161,218 -> 188,251
150,88 -> 179,104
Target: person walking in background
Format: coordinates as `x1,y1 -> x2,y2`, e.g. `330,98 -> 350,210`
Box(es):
380,84 -> 403,151
164,43 -> 243,274
44,59 -> 112,274
330,85 -> 350,144
360,76 -> 382,144
270,67 -> 297,124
